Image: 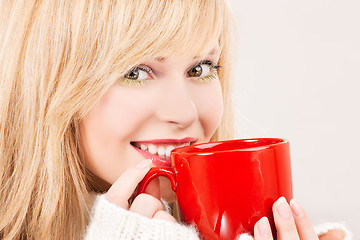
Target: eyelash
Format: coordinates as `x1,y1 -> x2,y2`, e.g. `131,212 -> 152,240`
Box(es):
119,66 -> 151,87
192,60 -> 220,83
120,78 -> 149,87
198,60 -> 221,70
119,60 -> 221,86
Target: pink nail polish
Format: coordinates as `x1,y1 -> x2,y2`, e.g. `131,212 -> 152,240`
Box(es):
290,199 -> 305,218
276,197 -> 291,218
136,159 -> 152,168
257,217 -> 271,238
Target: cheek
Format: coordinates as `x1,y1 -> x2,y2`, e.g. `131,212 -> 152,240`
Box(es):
86,88 -> 152,139
79,87 -> 154,181
193,81 -> 224,139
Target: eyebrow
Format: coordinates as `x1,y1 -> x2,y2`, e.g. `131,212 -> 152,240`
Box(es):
155,56 -> 166,62
155,48 -> 219,62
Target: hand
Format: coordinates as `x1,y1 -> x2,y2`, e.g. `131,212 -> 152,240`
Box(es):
105,159 -> 176,222
253,197 -> 345,240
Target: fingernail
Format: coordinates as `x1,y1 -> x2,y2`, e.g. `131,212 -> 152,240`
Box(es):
276,197 -> 291,218
136,159 -> 152,168
290,199 -> 304,218
257,217 -> 271,238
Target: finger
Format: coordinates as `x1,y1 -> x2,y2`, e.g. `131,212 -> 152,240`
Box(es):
105,159 -> 152,209
153,210 -> 177,222
145,176 -> 161,200
319,230 -> 345,240
273,197 -> 300,240
129,193 -> 164,218
254,217 -> 274,240
290,199 -> 319,240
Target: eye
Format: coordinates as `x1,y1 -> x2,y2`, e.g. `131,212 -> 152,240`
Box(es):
124,66 -> 151,81
118,66 -> 152,87
187,60 -> 220,80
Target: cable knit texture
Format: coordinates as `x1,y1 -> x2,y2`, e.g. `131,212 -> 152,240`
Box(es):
315,222 -> 353,240
85,194 -> 352,240
85,194 -> 200,240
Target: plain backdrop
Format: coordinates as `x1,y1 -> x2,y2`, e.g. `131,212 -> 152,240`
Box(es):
230,0 -> 360,237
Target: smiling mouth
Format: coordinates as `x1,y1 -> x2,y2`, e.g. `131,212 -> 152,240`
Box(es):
130,141 -> 193,161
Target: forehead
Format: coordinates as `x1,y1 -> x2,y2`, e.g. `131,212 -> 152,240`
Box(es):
154,45 -> 220,63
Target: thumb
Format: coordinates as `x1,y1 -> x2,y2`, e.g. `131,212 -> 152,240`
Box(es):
105,159 -> 152,209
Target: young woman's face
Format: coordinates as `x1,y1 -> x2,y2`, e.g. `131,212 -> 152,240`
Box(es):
80,44 -> 223,196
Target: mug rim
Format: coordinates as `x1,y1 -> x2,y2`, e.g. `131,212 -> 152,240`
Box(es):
171,138 -> 289,155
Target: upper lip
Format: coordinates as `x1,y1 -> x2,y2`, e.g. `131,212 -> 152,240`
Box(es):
131,137 -> 198,145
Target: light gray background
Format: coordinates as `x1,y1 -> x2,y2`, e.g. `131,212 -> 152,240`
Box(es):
230,0 -> 359,237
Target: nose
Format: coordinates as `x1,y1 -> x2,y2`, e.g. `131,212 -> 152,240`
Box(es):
156,80 -> 198,129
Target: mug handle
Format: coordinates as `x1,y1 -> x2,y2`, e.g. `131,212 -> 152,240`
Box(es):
137,167 -> 177,195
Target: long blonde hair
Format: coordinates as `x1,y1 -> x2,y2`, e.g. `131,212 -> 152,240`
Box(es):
0,0 -> 236,239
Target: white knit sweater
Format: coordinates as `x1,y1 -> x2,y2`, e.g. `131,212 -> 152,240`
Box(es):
85,194 -> 352,240
84,195 -> 199,240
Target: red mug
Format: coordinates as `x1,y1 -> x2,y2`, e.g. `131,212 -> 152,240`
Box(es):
138,138 -> 293,239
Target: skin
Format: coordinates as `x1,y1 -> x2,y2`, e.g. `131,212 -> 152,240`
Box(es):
253,198 -> 345,240
80,45 -> 223,198
80,43 -> 345,239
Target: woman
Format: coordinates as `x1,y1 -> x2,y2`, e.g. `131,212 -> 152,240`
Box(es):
0,0 -> 349,239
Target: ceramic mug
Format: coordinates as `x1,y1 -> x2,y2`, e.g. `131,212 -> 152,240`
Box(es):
137,138 -> 293,240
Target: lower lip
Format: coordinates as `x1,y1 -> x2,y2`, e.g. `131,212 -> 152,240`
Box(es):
132,145 -> 171,167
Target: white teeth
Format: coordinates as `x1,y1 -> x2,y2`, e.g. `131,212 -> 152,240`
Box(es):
136,142 -> 192,159
157,147 -> 165,156
178,142 -> 191,148
148,144 -> 157,154
166,146 -> 175,157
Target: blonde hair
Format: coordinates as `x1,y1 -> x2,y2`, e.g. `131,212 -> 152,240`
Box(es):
0,0 -> 236,239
